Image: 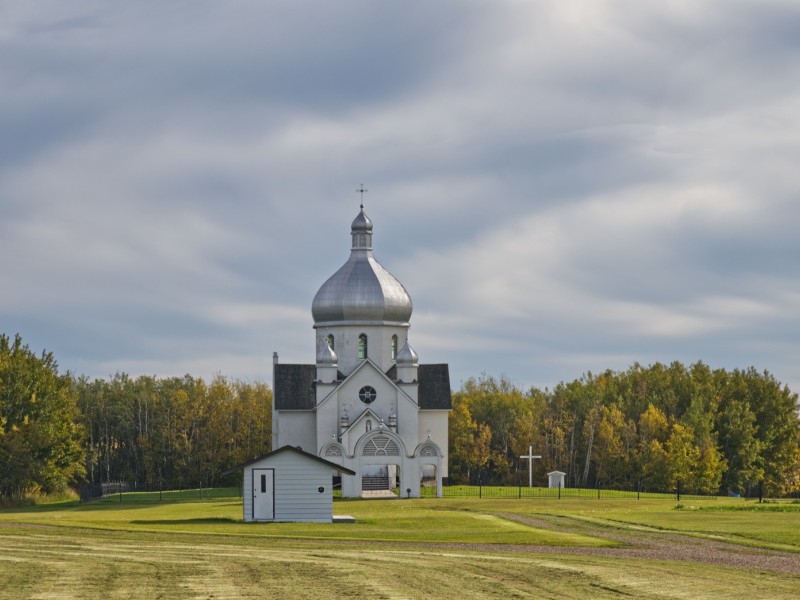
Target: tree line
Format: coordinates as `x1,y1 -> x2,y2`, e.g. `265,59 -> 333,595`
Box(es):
1,334 -> 271,500
449,363 -> 800,496
75,374 -> 272,491
2,333 -> 799,500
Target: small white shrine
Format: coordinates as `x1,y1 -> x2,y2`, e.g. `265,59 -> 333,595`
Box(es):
548,471 -> 566,489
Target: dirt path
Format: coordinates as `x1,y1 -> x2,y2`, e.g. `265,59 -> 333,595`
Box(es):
469,513 -> 800,575
310,513 -> 800,576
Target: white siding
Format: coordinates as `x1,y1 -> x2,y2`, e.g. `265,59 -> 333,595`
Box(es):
243,451 -> 337,523
242,464 -> 254,522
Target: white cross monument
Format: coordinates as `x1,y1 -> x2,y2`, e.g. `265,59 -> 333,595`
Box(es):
520,446 -> 542,487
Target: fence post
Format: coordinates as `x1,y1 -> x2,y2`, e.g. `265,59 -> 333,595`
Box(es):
676,480 -> 681,502
597,482 -> 600,500
479,480 -> 482,499
758,480 -> 763,504
637,480 -> 640,501
558,481 -> 561,500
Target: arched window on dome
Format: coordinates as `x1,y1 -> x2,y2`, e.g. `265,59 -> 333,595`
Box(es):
326,334 -> 334,350
358,334 -> 368,359
391,335 -> 398,360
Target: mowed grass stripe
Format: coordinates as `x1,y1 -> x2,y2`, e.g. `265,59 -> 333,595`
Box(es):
2,494 -> 800,598
2,528 -> 799,599
0,499 -> 616,547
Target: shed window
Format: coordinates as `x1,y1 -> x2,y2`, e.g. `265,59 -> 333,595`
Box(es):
260,474 -> 267,493
326,334 -> 334,350
358,334 -> 368,359
391,335 -> 398,360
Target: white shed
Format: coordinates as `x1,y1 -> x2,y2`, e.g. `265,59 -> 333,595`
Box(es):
230,445 -> 355,523
547,471 -> 566,489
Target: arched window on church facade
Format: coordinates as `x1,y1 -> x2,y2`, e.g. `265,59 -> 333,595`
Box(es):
391,335 -> 398,360
326,334 -> 334,350
358,334 -> 368,359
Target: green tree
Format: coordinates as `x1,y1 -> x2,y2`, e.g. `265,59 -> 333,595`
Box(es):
665,422 -> 699,490
0,334 -> 85,498
448,396 -> 491,483
592,404 -> 635,486
717,398 -> 762,494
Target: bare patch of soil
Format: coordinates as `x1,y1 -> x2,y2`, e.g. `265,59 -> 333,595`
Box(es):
457,513 -> 800,575
306,513 -> 800,576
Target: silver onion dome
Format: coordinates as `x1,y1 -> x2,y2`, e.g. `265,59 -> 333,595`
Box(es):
351,206 -> 373,232
396,341 -> 418,365
316,341 -> 338,365
312,207 -> 413,325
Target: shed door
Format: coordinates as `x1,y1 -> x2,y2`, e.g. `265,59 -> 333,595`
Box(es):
252,468 -> 274,520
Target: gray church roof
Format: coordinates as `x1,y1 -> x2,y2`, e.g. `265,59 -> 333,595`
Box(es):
273,364 -> 316,410
418,364 -> 452,410
274,363 -> 451,411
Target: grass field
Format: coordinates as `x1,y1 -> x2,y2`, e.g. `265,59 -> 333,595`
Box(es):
1,491 -> 798,599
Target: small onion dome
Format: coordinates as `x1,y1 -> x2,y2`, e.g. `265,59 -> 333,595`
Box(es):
316,342 -> 338,365
396,341 -> 418,365
351,206 -> 373,231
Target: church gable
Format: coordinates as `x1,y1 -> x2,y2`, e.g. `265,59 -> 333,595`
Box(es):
317,358 -> 416,411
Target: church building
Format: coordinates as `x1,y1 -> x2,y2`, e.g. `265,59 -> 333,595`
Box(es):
271,205 -> 451,498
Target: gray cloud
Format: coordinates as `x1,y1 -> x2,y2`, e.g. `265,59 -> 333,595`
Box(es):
1,1 -> 799,393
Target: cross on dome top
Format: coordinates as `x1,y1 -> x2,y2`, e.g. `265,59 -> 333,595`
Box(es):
356,183 -> 368,208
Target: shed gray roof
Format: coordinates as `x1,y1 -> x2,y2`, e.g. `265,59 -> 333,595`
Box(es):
274,364 -> 316,410
223,445 -> 356,476
418,364 -> 452,410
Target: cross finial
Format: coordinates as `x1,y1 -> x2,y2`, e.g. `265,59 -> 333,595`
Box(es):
356,183 -> 368,208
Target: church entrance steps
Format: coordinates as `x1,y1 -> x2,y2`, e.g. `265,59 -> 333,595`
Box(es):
361,475 -> 390,491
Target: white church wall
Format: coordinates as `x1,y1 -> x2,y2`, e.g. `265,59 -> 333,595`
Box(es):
397,382 -> 418,403
316,324 -> 408,375
315,397 -> 339,452
277,412 -> 316,453
396,400 -> 419,449
419,410 -> 449,477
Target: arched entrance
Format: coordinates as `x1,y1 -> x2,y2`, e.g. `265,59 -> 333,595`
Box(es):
354,430 -> 407,498
415,441 -> 443,497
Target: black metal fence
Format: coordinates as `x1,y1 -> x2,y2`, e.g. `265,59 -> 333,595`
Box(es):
420,481 -> 719,501
79,482 -> 239,503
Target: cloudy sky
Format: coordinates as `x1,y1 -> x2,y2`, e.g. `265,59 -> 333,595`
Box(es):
2,1 -> 799,394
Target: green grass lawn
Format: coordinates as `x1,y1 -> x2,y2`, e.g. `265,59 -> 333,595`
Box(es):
1,491 -> 799,599
0,493 -> 612,546
479,496 -> 800,551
